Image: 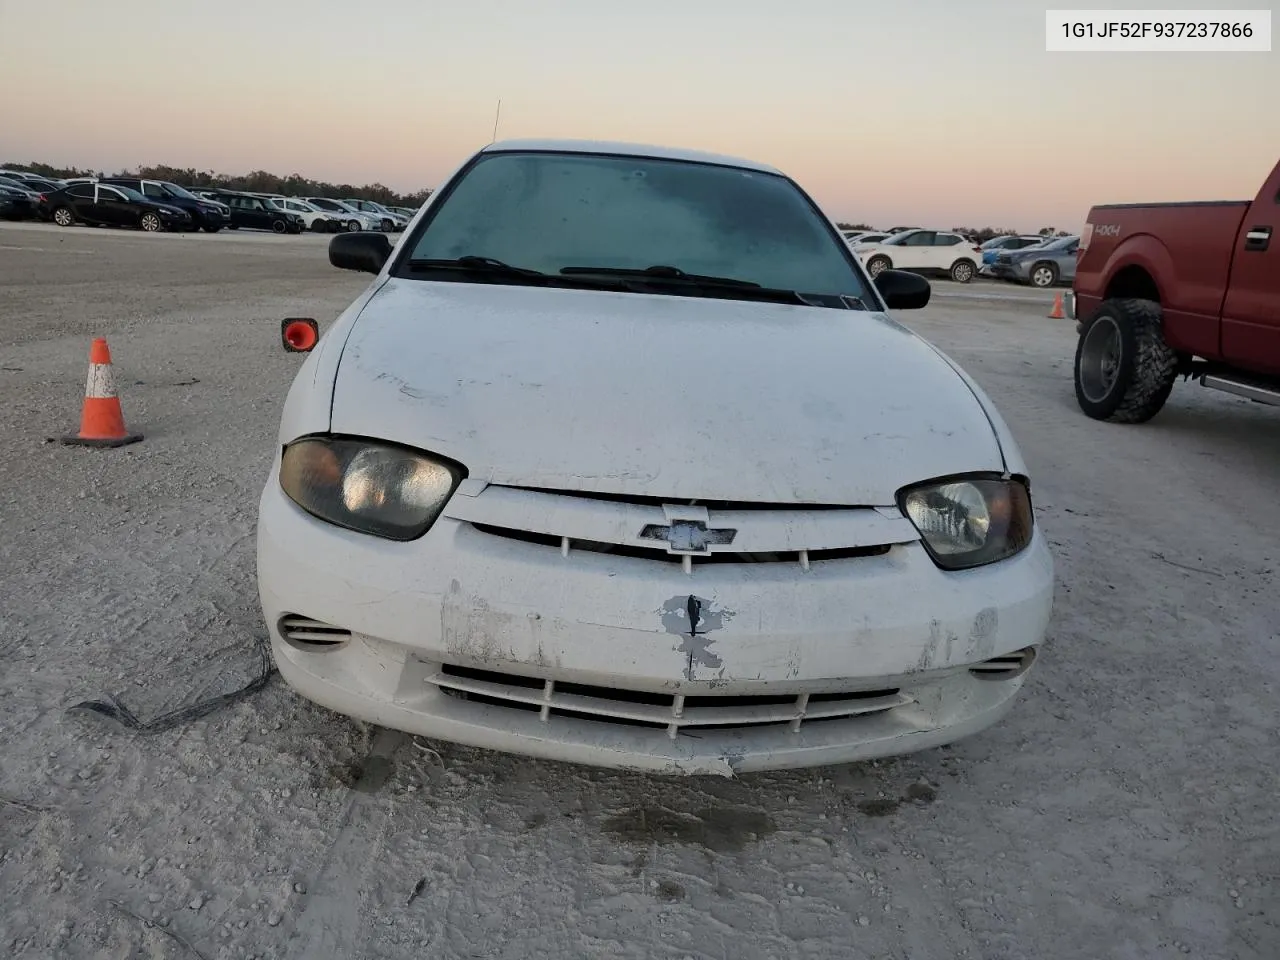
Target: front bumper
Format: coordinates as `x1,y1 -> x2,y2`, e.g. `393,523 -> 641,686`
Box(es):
257,476 -> 1055,775
989,261 -> 1032,282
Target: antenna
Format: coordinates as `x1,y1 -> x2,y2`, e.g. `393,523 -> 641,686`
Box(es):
491,99 -> 502,143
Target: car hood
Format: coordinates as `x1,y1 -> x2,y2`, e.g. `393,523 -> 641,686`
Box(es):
328,280 -> 1005,504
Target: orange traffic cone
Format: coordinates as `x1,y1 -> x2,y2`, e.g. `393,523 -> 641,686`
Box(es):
61,338 -> 143,447
1048,292 -> 1065,319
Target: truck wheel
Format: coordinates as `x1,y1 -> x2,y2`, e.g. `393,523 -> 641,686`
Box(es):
1074,298 -> 1178,423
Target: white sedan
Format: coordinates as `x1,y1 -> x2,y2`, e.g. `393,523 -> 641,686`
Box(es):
855,229 -> 985,283
258,139 -> 1054,776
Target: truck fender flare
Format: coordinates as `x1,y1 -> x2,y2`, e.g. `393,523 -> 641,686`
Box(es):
1097,233 -> 1175,302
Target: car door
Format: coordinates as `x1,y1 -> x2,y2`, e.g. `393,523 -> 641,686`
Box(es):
1221,194 -> 1280,373
63,184 -> 99,221
930,233 -> 967,269
246,197 -> 271,229
93,185 -> 135,226
1056,238 -> 1079,281
895,230 -> 936,269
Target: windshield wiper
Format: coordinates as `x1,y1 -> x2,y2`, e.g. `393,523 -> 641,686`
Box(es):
560,264 -> 760,287
560,264 -> 842,308
406,256 -> 550,278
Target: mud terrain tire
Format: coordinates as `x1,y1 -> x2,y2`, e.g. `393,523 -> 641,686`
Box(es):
1074,298 -> 1178,423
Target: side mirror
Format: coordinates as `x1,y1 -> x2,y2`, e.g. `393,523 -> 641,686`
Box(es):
874,269 -> 931,310
330,231 -> 392,274
282,318 -> 319,353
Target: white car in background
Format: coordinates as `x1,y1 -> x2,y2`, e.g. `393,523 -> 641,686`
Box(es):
845,231 -> 890,246
271,197 -> 342,233
855,229 -> 985,284
258,138 -> 1054,776
299,197 -> 380,232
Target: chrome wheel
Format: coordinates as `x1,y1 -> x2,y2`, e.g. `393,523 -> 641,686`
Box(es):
867,256 -> 890,277
1078,316 -> 1123,404
140,213 -> 161,232
347,219 -> 361,232
53,207 -> 74,226
951,260 -> 974,283
1031,264 -> 1056,287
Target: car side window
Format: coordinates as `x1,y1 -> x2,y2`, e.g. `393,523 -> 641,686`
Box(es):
250,199 -> 265,210
99,187 -> 125,201
68,185 -> 95,199
934,234 -> 962,246
903,231 -> 935,246
142,182 -> 167,199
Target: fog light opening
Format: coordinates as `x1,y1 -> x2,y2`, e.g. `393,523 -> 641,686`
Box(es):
277,614 -> 351,653
969,645 -> 1037,681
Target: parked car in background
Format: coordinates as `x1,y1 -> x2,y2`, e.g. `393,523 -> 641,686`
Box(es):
0,183 -> 38,220
271,197 -> 344,232
847,231 -> 890,246
99,177 -> 231,232
988,235 -> 1079,288
0,170 -> 65,193
979,235 -> 1049,275
884,225 -> 922,234
1071,156 -> 1280,423
197,189 -> 304,234
342,198 -> 406,231
855,229 -> 984,283
389,205 -> 419,220
299,197 -> 379,232
42,182 -> 194,232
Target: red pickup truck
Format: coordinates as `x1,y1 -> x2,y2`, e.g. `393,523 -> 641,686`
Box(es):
1070,158 -> 1280,422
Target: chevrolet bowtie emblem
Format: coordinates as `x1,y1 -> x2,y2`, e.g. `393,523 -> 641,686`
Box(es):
639,518 -> 737,555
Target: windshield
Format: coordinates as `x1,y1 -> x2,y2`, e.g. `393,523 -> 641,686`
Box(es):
159,182 -> 199,201
0,176 -> 33,192
311,198 -> 346,212
980,236 -> 1012,249
397,151 -> 873,301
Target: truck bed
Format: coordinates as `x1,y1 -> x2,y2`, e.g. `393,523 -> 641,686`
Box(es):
1075,201 -> 1253,357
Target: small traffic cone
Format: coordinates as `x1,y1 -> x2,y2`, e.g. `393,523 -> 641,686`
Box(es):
61,338 -> 143,448
1048,292 -> 1065,319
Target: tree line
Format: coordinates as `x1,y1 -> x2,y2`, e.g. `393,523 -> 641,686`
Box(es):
837,222 -> 1072,243
2,160 -> 433,207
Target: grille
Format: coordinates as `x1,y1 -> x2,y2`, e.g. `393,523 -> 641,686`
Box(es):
278,614 -> 351,652
969,646 -> 1037,681
445,484 -> 915,575
427,664 -> 912,739
471,523 -> 891,566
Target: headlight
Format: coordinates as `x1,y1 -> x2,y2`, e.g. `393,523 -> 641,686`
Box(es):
279,436 -> 464,541
897,474 -> 1034,570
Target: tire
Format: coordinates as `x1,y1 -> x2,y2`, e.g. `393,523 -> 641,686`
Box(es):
52,206 -> 75,227
203,223 -> 222,233
272,219 -> 287,234
1029,261 -> 1059,288
380,218 -> 394,232
1074,298 -> 1178,423
347,219 -> 362,232
866,255 -> 892,277
140,212 -> 162,232
310,219 -> 328,233
949,258 -> 976,283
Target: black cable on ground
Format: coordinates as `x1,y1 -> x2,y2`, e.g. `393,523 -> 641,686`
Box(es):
66,634 -> 277,733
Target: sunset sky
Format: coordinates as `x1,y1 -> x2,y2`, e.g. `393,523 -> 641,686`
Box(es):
1,0 -> 1275,233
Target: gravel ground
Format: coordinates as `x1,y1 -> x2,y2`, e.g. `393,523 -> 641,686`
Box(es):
0,220 -> 1276,960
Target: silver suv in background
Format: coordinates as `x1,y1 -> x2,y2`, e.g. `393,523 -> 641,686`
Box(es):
342,198 -> 407,232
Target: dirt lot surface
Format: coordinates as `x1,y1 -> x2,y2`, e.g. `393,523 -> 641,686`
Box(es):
1,221 -> 1276,960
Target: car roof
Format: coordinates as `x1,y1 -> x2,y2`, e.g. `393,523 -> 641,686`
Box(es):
479,138 -> 784,175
